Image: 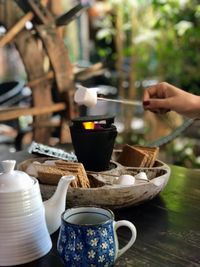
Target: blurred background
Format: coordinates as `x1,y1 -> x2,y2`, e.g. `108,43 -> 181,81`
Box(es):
0,0 -> 200,168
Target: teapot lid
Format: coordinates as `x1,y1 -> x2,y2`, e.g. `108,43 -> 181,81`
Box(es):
0,160 -> 34,193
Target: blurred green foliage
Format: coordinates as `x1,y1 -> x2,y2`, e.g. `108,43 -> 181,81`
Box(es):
165,137 -> 200,168
92,0 -> 200,168
152,0 -> 200,94
94,0 -> 200,94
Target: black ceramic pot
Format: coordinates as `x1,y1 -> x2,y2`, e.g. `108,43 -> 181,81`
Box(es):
70,115 -> 117,171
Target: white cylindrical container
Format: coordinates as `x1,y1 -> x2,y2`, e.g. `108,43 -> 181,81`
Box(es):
0,161 -> 52,266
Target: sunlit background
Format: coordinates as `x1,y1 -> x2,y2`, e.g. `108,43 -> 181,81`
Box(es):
0,0 -> 200,168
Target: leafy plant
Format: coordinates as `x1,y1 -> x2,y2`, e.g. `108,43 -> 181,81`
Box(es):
152,0 -> 200,94
93,0 -> 200,94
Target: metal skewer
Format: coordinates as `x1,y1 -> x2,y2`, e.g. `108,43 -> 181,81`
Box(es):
97,97 -> 142,107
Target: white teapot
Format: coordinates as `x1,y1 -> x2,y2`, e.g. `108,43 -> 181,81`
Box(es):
0,160 -> 75,266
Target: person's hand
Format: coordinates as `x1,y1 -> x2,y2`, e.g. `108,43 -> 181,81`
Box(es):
143,82 -> 200,118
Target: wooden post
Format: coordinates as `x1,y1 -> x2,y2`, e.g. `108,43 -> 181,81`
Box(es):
15,29 -> 54,144
0,103 -> 66,121
113,2 -> 125,100
124,4 -> 138,134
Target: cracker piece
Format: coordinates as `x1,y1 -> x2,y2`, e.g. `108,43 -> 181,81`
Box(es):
55,161 -> 90,188
117,144 -> 149,167
134,146 -> 159,167
35,164 -> 75,185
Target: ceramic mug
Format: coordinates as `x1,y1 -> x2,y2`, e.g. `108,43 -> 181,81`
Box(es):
57,206 -> 137,267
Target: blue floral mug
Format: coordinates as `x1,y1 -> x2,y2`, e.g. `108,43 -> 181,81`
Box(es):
57,206 -> 137,267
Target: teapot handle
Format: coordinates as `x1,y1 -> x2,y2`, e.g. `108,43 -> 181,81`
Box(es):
114,220 -> 137,259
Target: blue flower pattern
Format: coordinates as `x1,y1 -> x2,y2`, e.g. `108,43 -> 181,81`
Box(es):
57,222 -> 116,267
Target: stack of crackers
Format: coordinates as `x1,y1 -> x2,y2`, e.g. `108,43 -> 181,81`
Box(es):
34,160 -> 90,188
117,144 -> 159,168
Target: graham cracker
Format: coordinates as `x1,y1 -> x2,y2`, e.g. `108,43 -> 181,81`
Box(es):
134,146 -> 159,167
35,164 -> 77,186
54,161 -> 90,188
34,162 -> 90,188
117,144 -> 149,167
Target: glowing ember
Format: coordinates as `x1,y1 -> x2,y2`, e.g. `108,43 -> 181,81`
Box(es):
83,121 -> 95,130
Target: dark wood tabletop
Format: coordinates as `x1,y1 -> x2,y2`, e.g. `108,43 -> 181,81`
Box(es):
1,150 -> 200,267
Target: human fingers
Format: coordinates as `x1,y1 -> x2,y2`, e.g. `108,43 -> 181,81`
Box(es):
146,108 -> 171,114
143,85 -> 159,102
143,98 -> 172,111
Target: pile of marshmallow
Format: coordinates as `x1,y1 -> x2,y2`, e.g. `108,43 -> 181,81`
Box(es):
114,172 -> 148,186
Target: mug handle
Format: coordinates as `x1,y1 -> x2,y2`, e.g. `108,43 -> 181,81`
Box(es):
114,220 -> 137,259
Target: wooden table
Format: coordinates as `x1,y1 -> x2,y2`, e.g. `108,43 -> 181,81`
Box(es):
1,150 -> 200,267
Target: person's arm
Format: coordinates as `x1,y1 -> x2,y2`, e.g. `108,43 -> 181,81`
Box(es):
143,82 -> 200,119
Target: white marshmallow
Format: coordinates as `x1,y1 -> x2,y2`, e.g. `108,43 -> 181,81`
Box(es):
44,160 -> 56,165
74,85 -> 97,107
135,172 -> 148,181
25,161 -> 40,177
115,174 -> 135,186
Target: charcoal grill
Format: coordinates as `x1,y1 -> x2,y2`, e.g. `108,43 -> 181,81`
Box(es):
70,115 -> 117,171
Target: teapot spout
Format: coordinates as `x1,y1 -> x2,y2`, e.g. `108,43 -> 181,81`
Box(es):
44,175 -> 75,235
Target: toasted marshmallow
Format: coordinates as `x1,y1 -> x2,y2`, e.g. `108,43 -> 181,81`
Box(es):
74,85 -> 97,107
25,161 -> 40,177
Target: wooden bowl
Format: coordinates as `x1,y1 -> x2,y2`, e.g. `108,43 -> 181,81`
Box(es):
18,157 -> 170,209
